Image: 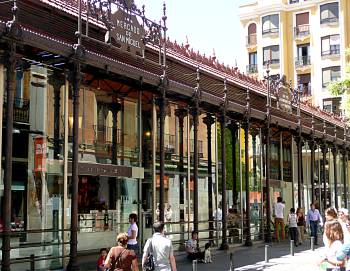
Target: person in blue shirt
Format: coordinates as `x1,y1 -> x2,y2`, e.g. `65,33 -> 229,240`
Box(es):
306,203 -> 323,245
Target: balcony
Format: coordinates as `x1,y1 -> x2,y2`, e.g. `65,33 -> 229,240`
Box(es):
246,64 -> 258,74
321,17 -> 339,25
246,34 -> 257,47
290,0 -> 299,3
157,134 -> 176,153
299,84 -> 312,97
263,59 -> 280,67
262,28 -> 279,36
93,125 -> 121,145
295,56 -> 311,68
3,98 -> 30,123
322,45 -> 340,57
190,139 -> 204,158
294,25 -> 310,38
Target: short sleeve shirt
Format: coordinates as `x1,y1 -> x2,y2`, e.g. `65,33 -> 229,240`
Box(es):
186,239 -> 197,253
127,223 -> 138,245
143,233 -> 173,271
274,203 -> 285,219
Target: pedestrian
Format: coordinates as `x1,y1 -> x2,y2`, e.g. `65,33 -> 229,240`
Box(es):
273,196 -> 285,242
323,207 -> 338,248
213,204 -> 223,239
104,232 -> 139,271
296,207 -> 305,245
165,204 -> 173,239
186,230 -> 205,262
288,208 -> 298,247
306,203 -> 323,245
97,248 -> 108,271
339,208 -> 350,244
320,220 -> 345,270
142,221 -> 177,271
127,213 -> 138,251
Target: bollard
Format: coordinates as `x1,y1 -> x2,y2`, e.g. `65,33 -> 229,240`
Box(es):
311,237 -> 315,251
192,260 -> 198,271
265,244 -> 269,263
229,252 -> 234,271
290,240 -> 294,256
30,254 -> 35,271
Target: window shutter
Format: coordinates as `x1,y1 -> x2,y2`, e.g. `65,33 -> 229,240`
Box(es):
296,12 -> 309,26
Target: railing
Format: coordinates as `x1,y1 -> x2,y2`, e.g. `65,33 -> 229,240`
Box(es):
321,16 -> 339,24
299,84 -> 312,97
246,64 -> 258,74
294,24 -> 310,38
263,59 -> 280,66
93,125 -> 121,145
295,56 -> 311,68
246,34 -> 257,47
157,133 -> 176,153
322,45 -> 340,56
262,27 -> 279,35
290,0 -> 299,3
3,98 -> 30,123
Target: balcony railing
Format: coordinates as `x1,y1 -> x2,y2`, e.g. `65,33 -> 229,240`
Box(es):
322,45 -> 340,56
93,125 -> 121,145
290,0 -> 299,3
299,84 -> 312,97
157,134 -> 176,153
3,98 -> 30,123
294,25 -> 310,38
321,16 -> 339,25
246,64 -> 258,74
262,28 -> 279,35
263,59 -> 280,66
295,56 -> 311,68
246,34 -> 257,47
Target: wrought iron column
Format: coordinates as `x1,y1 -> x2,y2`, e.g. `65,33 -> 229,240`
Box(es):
309,140 -> 316,204
191,67 -> 200,232
264,68 -> 272,243
243,121 -> 252,246
1,37 -> 17,271
228,123 -> 238,207
220,79 -> 228,250
321,143 -> 328,210
294,135 -> 304,208
343,149 -> 348,208
251,129 -> 258,192
203,114 -> 215,242
332,146 -> 338,209
156,92 -> 166,222
111,103 -> 122,164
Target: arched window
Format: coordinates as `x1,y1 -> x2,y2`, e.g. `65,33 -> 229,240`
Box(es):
247,23 -> 257,46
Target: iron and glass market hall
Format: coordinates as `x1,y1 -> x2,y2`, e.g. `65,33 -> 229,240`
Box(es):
0,0 -> 349,270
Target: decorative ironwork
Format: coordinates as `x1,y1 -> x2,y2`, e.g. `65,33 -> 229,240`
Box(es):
84,0 -> 162,48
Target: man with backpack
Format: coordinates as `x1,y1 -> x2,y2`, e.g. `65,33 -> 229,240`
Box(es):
142,221 -> 177,271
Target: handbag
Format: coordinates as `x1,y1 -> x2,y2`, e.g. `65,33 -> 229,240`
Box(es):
143,238 -> 155,271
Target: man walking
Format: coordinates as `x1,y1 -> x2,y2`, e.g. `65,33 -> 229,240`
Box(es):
274,197 -> 285,241
142,221 -> 177,271
306,203 -> 323,245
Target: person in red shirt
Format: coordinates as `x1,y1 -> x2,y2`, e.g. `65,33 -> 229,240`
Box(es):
97,248 -> 108,271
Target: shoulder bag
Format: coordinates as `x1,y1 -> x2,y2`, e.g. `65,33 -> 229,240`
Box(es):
111,247 -> 127,270
143,238 -> 155,271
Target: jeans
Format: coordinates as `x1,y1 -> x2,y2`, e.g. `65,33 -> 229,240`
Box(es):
310,221 -> 318,244
289,227 -> 298,245
275,218 -> 285,241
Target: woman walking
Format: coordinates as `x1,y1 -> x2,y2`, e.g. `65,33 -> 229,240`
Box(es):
296,208 -> 305,245
127,213 -> 138,251
104,232 -> 139,271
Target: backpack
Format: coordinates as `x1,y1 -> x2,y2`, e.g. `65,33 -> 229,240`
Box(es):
143,238 -> 155,271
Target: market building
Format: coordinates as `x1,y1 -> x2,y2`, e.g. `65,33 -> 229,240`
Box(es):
0,0 -> 349,270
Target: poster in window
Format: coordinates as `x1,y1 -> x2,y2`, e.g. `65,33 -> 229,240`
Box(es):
34,136 -> 47,173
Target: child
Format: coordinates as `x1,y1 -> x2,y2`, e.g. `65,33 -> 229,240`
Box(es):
204,242 -> 212,263
97,248 -> 108,271
288,208 -> 298,247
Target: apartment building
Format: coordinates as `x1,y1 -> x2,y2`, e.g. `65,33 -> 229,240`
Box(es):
239,0 -> 350,114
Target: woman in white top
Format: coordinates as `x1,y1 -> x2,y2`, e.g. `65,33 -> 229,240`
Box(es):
322,220 -> 345,270
287,208 -> 298,247
127,213 -> 139,251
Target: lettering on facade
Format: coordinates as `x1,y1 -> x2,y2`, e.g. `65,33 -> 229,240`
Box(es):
68,162 -> 133,178
277,75 -> 292,114
108,8 -> 145,55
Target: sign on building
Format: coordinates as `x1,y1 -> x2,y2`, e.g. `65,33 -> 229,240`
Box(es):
277,75 -> 292,114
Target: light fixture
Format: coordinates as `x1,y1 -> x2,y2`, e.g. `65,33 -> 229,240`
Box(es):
13,129 -> 20,134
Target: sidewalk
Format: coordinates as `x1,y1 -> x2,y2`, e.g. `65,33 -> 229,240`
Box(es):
177,241 -> 324,271
79,240 -> 324,271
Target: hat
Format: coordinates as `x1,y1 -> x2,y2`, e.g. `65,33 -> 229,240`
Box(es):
339,208 -> 349,216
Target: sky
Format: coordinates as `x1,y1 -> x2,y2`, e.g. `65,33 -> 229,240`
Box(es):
134,0 -> 248,68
